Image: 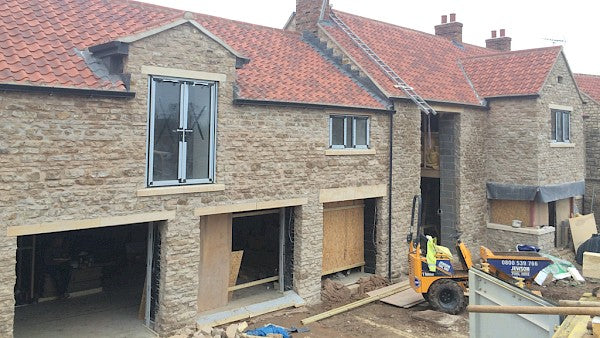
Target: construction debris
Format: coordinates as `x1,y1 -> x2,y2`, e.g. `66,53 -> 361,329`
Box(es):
410,310 -> 462,328
321,279 -> 352,304
356,275 -> 389,296
302,281 -> 410,324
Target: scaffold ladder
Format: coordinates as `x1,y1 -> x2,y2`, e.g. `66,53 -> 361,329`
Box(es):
329,12 -> 437,115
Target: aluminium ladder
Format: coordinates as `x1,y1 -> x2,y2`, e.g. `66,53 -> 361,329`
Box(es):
329,12 -> 437,115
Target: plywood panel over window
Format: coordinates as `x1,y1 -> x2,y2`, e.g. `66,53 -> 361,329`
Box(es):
490,200 -> 532,227
322,200 -> 365,275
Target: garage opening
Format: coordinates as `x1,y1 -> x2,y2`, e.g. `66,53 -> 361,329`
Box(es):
322,199 -> 377,282
13,222 -> 161,337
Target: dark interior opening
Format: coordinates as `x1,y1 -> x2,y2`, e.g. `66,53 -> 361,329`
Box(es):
232,212 -> 280,287
421,177 -> 441,240
363,198 -> 377,274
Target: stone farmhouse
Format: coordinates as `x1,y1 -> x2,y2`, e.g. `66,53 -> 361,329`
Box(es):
0,0 -> 587,336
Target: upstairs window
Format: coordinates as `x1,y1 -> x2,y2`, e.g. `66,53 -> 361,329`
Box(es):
551,110 -> 570,143
329,115 -> 369,149
147,77 -> 217,187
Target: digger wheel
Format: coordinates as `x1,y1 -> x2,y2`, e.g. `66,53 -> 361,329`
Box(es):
427,279 -> 466,314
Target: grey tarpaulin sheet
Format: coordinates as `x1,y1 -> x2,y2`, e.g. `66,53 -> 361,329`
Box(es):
487,180 -> 585,202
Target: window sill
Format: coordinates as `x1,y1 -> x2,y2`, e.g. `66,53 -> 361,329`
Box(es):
137,184 -> 225,197
325,149 -> 376,156
550,142 -> 575,148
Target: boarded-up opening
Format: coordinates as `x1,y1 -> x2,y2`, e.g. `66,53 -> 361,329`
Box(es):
322,200 -> 365,275
490,200 -> 532,227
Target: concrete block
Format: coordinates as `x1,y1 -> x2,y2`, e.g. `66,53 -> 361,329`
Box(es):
583,252 -> 600,279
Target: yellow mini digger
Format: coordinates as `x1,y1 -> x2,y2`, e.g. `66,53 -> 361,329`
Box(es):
406,195 -> 553,314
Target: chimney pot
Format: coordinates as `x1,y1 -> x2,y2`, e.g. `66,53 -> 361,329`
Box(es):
491,30 -> 497,38
500,29 -> 505,37
449,13 -> 456,22
441,15 -> 447,24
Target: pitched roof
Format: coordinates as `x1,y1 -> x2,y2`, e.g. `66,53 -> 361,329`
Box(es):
0,0 -> 389,110
322,10 -> 494,105
574,73 -> 600,103
461,46 -> 562,98
322,10 -> 564,105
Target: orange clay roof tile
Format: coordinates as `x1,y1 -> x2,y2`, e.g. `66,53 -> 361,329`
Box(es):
574,73 -> 600,103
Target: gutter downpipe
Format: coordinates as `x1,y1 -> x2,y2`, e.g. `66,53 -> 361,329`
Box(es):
388,111 -> 394,282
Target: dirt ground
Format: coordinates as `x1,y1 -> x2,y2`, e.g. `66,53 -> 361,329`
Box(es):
246,301 -> 468,338
240,248 -> 600,338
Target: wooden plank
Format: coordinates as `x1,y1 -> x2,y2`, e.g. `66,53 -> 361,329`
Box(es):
301,281 -> 410,324
228,250 -> 244,299
322,262 -> 365,276
7,211 -> 176,237
198,214 -> 232,312
228,276 -> 279,292
322,201 -> 364,274
380,288 -> 424,308
367,282 -> 410,298
583,252 -> 600,279
569,213 -> 598,251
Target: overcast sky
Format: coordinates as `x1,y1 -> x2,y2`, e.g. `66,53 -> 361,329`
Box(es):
138,0 -> 599,75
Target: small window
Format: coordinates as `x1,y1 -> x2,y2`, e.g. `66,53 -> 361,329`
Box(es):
329,115 -> 370,149
147,76 -> 217,186
551,110 -> 570,143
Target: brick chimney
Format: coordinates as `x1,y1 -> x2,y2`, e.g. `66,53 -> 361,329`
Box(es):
486,29 -> 511,51
295,0 -> 330,34
434,13 -> 463,43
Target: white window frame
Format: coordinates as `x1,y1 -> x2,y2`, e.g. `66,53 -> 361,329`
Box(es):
551,110 -> 570,143
329,115 -> 370,149
147,76 -> 217,187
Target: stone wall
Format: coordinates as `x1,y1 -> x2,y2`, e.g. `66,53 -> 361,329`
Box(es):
486,223 -> 556,253
0,23 -> 414,336
583,98 -> 600,213
536,53 -> 585,186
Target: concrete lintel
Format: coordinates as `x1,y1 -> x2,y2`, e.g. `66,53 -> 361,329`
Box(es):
141,65 -> 227,83
486,222 -> 555,235
137,184 -> 226,197
319,184 -> 387,203
6,211 -> 176,237
194,198 -> 308,217
549,103 -> 573,111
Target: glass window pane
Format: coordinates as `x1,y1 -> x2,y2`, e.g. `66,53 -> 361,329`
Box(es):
152,80 -> 180,182
186,84 -> 212,180
563,112 -> 570,141
355,118 -> 368,146
556,111 -> 563,142
551,111 -> 557,141
346,117 -> 352,148
331,116 -> 344,146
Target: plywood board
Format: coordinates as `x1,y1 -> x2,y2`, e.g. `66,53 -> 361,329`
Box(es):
583,252 -> 600,279
322,200 -> 364,274
569,213 -> 598,251
198,213 -> 232,312
380,287 -> 425,308
556,198 -> 571,226
490,200 -> 531,227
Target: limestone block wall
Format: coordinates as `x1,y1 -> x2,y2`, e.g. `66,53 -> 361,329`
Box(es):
536,54 -> 585,186
485,96 -> 541,185
583,99 -> 600,213
486,224 -> 555,253
0,23 -> 416,336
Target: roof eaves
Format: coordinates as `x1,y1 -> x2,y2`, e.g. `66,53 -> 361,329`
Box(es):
388,95 -> 487,109
0,82 -> 135,98
483,93 -> 540,99
233,98 -> 393,113
115,18 -> 251,66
